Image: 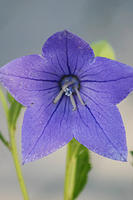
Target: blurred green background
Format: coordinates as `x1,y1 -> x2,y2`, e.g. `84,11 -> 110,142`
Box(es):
0,0 -> 133,199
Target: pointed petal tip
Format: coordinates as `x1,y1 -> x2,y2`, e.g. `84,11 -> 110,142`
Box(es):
121,157 -> 128,162
97,151 -> 128,162
22,156 -> 28,165
22,157 -> 35,165
22,161 -> 25,165
22,155 -> 36,165
98,151 -> 128,162
119,153 -> 128,162
104,148 -> 128,162
107,150 -> 128,162
63,29 -> 69,33
117,149 -> 128,162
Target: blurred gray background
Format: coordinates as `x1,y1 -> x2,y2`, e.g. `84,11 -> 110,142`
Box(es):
0,0 -> 133,199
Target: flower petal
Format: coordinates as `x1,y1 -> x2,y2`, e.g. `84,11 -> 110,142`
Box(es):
73,97 -> 127,161
80,57 -> 133,104
42,30 -> 95,76
0,55 -> 59,106
22,95 -> 73,164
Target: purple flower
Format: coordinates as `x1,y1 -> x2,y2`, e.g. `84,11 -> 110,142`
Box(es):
0,30 -> 133,163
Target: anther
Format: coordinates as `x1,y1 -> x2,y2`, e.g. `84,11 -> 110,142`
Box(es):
70,94 -> 76,111
74,87 -> 85,106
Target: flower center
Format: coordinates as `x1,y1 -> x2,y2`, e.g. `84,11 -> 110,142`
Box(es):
53,75 -> 85,111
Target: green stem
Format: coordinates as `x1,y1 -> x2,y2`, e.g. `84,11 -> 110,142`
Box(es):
0,87 -> 9,120
64,142 -> 80,200
10,126 -> 29,200
0,90 -> 29,199
0,131 -> 10,150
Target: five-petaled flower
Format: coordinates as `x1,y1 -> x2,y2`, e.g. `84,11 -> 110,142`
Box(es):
0,30 -> 133,164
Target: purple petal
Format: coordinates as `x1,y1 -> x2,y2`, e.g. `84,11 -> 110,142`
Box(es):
73,96 -> 127,161
0,55 -> 59,106
80,57 -> 133,104
42,30 -> 95,76
22,95 -> 73,164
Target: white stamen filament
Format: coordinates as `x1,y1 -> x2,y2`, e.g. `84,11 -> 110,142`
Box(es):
53,89 -> 64,104
74,87 -> 85,106
70,94 -> 76,111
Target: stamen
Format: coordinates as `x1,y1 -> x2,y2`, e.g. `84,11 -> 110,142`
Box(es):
53,89 -> 64,104
53,81 -> 74,104
54,76 -> 84,111
70,94 -> 76,111
62,81 -> 73,91
74,87 -> 85,106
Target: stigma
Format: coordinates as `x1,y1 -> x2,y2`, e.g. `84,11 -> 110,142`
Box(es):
53,75 -> 85,111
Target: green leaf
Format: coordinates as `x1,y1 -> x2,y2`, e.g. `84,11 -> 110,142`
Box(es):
0,131 -> 10,150
130,151 -> 133,166
8,94 -> 23,129
130,151 -> 133,156
64,138 -> 92,200
91,40 -> 115,59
